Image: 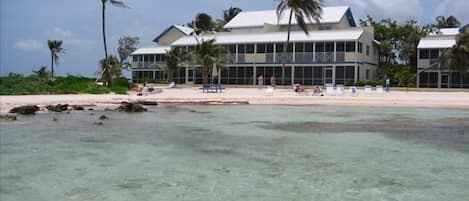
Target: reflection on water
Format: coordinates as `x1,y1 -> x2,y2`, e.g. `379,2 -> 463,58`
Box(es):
1,105 -> 469,201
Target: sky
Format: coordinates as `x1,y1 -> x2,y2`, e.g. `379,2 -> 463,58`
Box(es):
1,0 -> 468,77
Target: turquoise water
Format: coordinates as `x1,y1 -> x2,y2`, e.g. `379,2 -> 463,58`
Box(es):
1,105 -> 468,201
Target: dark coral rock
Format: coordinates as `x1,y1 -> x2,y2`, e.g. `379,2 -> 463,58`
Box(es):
9,105 -> 40,115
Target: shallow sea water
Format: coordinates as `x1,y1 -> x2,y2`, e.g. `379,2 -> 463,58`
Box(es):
1,105 -> 468,201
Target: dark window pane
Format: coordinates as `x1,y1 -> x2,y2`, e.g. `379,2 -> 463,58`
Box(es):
238,44 -> 245,53
316,42 -> 325,52
266,44 -> 274,53
325,42 -> 334,52
246,44 -> 254,53
295,43 -> 304,52
305,43 -> 313,52
345,66 -> 355,80
257,44 -> 265,53
430,49 -> 439,59
237,67 -> 245,78
346,42 -> 355,52
336,42 -> 345,52
358,42 -> 363,53
228,45 -> 236,54
419,49 -> 429,59
276,43 -> 283,53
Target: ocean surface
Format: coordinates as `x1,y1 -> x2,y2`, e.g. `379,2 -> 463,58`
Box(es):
1,105 -> 468,201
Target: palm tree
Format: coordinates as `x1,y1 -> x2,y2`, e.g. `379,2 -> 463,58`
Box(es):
194,39 -> 228,84
33,66 -> 52,82
439,32 -> 469,74
165,48 -> 192,82
224,7 -> 242,23
47,40 -> 64,78
100,0 -> 129,59
99,55 -> 122,86
435,16 -> 460,29
276,0 -> 323,84
187,13 -> 215,35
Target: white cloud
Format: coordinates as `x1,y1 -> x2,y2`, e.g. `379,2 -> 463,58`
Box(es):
14,40 -> 45,52
433,0 -> 469,25
43,27 -> 93,48
328,0 -> 422,23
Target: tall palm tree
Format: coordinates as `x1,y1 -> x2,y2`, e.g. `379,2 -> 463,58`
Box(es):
439,32 -> 469,74
276,0 -> 323,84
165,48 -> 192,82
47,40 -> 64,78
435,16 -> 460,29
100,0 -> 129,59
194,39 -> 228,84
224,7 -> 242,23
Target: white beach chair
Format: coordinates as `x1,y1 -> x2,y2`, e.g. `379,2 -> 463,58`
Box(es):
265,86 -> 274,96
349,86 -> 358,96
364,85 -> 372,94
168,82 -> 175,89
376,85 -> 384,94
325,84 -> 334,95
336,85 -> 345,95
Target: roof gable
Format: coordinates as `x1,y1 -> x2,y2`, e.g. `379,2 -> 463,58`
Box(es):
153,25 -> 193,43
224,6 -> 354,29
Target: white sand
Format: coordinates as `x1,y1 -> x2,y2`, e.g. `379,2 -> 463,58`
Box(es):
1,87 -> 468,114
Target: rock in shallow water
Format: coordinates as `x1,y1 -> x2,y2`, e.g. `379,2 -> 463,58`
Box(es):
71,105 -> 84,110
1,114 -> 17,121
116,102 -> 147,112
9,105 -> 40,115
45,104 -> 69,112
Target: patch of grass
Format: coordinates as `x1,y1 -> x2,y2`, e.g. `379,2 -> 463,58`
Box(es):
0,75 -> 130,95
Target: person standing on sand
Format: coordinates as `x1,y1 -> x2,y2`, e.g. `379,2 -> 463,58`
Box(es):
270,75 -> 277,88
257,75 -> 264,89
385,77 -> 390,92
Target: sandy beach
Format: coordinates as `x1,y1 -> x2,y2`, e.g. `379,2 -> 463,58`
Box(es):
1,86 -> 468,114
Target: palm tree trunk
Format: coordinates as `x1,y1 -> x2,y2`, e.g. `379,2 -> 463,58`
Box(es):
283,10 -> 293,85
102,3 -> 108,59
51,53 -> 54,78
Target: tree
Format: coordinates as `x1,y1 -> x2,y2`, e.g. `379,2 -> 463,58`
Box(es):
399,20 -> 431,72
187,13 -> 215,34
117,36 -> 139,70
223,7 -> 242,23
439,32 -> 469,74
47,40 -> 64,78
276,0 -> 323,82
100,0 -> 129,59
194,39 -> 228,84
434,16 -> 460,29
99,55 -> 122,86
33,66 -> 52,82
165,48 -> 192,82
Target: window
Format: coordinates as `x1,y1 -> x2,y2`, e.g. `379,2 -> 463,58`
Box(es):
430,49 -> 439,59
238,44 -> 245,54
228,45 -> 236,54
365,69 -> 370,79
246,44 -> 254,53
366,45 -> 370,56
276,43 -> 284,53
419,49 -> 429,59
295,43 -> 304,53
358,42 -> 363,53
266,44 -> 274,53
319,25 -> 332,30
336,42 -> 345,52
305,43 -> 313,52
325,42 -> 334,52
257,44 -> 266,53
346,42 -> 355,52
315,42 -> 324,52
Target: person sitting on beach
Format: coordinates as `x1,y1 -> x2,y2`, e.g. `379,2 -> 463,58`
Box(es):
294,84 -> 305,93
313,85 -> 324,96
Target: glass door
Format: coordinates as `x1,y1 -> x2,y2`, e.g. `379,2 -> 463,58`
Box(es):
441,74 -> 449,88
187,69 -> 194,84
324,67 -> 333,84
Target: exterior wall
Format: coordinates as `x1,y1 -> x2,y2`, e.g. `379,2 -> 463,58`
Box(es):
158,28 -> 186,46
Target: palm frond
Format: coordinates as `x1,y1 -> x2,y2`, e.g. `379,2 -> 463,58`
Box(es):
109,0 -> 129,8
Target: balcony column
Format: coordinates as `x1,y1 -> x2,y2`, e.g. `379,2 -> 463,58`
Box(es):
253,65 -> 257,85
313,42 -> 316,62
334,42 -> 337,62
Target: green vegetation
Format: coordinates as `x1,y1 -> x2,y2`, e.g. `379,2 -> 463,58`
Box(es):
0,74 -> 130,95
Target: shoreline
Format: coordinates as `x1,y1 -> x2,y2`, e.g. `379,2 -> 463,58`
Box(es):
1,87 -> 468,114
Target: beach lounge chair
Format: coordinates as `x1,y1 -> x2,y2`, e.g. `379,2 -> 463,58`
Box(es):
376,85 -> 384,94
168,82 -> 175,88
265,86 -> 274,96
336,85 -> 344,95
349,86 -> 358,96
364,85 -> 372,94
325,84 -> 334,95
